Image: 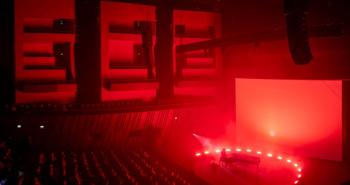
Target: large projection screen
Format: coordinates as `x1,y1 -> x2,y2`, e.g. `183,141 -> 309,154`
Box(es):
235,79 -> 342,161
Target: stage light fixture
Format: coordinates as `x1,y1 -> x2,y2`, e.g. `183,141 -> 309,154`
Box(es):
17,124 -> 22,128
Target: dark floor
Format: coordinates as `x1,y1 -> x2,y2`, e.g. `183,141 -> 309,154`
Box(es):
302,158 -> 350,185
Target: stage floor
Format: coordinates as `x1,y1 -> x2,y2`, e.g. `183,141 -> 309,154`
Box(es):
194,156 -> 350,185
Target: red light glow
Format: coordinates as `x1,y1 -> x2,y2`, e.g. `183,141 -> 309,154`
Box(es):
195,145 -> 304,185
236,79 -> 342,161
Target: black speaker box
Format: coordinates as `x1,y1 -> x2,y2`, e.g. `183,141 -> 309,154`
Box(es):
284,0 -> 313,64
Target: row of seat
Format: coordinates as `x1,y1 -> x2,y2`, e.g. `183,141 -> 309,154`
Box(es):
17,150 -> 208,185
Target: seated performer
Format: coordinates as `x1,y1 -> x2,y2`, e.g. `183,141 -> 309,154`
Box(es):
220,148 -> 228,166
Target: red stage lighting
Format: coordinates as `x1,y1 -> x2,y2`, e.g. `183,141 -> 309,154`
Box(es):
196,145 -> 304,185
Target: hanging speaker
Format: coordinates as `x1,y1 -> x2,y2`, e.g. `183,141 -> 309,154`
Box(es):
284,0 -> 313,64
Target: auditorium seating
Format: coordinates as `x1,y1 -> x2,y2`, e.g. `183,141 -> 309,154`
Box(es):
17,150 -> 209,185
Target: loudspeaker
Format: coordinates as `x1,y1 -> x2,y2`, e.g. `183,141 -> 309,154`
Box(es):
284,0 -> 313,64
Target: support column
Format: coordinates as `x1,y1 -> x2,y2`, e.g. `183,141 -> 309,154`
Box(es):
75,0 -> 101,103
221,0 -> 236,143
341,0 -> 350,163
155,1 -> 174,99
0,0 -> 16,108
342,80 -> 350,163
343,0 -> 350,165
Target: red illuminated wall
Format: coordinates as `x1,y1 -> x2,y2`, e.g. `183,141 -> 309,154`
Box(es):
100,2 -> 157,101
101,2 -> 221,101
173,10 -> 221,97
235,79 -> 342,161
13,0 -> 221,103
15,0 -> 76,103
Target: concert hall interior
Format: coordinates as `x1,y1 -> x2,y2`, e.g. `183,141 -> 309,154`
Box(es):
1,0 -> 350,185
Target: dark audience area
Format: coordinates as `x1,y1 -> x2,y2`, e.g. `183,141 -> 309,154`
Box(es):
0,136 -> 36,185
0,136 -> 208,185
